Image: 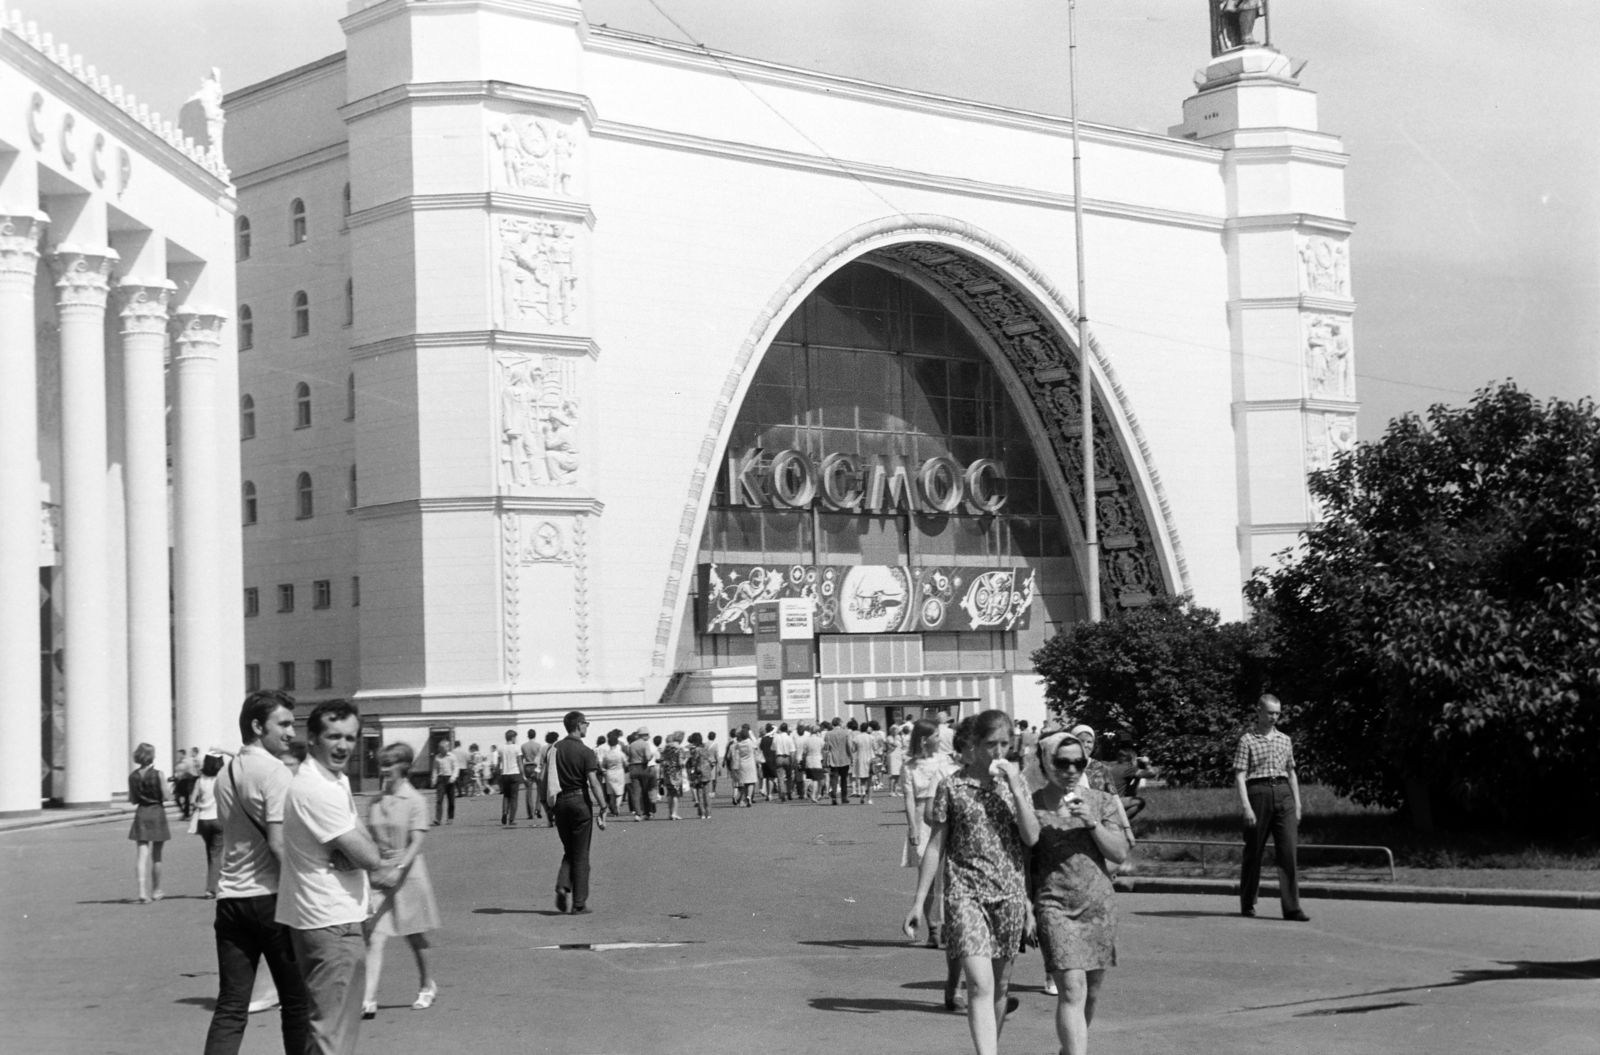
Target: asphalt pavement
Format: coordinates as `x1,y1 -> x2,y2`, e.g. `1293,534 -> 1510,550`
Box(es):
3,789 -> 1597,1054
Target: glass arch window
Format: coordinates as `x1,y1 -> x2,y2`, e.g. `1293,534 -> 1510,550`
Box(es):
242,481 -> 258,525
296,472 -> 314,519
240,395 -> 255,440
236,216 -> 251,260
294,382 -> 312,428
292,291 -> 309,337
238,305 -> 253,350
290,198 -> 307,243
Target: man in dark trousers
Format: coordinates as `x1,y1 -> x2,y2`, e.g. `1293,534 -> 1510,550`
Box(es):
1234,694 -> 1310,921
547,710 -> 608,914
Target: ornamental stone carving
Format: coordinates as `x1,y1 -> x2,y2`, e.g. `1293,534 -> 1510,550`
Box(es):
1298,235 -> 1350,298
118,280 -> 176,336
49,246 -> 118,310
1305,412 -> 1356,519
0,213 -> 48,279
498,352 -> 580,489
172,310 -> 227,360
497,217 -> 578,328
522,520 -> 568,563
1305,314 -> 1354,400
490,113 -> 576,196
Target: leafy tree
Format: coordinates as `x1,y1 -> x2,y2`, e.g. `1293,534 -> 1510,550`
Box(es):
1247,383 -> 1600,829
1031,595 -> 1270,787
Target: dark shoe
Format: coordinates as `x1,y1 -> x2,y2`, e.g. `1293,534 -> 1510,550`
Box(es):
943,978 -> 957,1012
571,906 -> 592,915
555,889 -> 569,913
925,924 -> 940,949
1004,996 -> 1020,1016
1240,906 -> 1256,917
1284,909 -> 1311,922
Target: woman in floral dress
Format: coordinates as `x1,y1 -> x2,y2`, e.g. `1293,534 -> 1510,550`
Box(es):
1030,732 -> 1128,1055
905,711 -> 1040,1055
687,732 -> 718,819
659,731 -> 688,820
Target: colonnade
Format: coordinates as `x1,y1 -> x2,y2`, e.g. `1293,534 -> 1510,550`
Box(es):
0,209 -> 230,814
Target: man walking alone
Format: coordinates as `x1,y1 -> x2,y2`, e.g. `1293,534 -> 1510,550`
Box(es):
548,711 -> 608,913
1234,694 -> 1309,921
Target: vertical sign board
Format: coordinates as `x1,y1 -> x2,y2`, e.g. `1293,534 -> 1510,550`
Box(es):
754,598 -> 816,723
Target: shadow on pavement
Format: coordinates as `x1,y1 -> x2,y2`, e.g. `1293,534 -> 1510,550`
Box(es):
1296,1001 -> 1416,1017
471,907 -> 565,916
175,996 -> 216,1011
1236,958 -> 1600,1014
1133,910 -> 1242,919
809,996 -> 949,1015
798,939 -> 920,950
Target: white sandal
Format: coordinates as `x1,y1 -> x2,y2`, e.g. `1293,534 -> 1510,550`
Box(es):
412,982 -> 438,1010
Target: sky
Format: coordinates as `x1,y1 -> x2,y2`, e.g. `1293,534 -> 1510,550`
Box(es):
28,0 -> 1600,440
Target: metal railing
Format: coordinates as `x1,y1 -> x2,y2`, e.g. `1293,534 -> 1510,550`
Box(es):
1131,839 -> 1396,882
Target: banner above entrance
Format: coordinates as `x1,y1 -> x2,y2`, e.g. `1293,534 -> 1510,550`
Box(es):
697,563 -> 1034,635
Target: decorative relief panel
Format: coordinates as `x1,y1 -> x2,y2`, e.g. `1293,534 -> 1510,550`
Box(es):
498,353 -> 580,490
876,245 -> 1166,610
1305,412 -> 1357,519
490,114 -> 576,196
497,217 -> 578,328
499,512 -> 593,685
1297,235 -> 1351,299
1304,314 -> 1354,400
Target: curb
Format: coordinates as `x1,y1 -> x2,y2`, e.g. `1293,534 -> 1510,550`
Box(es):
1115,875 -> 1600,910
0,805 -> 171,835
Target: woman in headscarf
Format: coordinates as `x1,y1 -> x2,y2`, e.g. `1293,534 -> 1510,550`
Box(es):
1029,731 -> 1128,1055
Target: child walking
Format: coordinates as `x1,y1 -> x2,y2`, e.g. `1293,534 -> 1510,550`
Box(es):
362,743 -> 441,1019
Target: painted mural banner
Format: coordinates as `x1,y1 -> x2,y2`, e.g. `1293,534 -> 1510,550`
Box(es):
697,563 -> 1034,635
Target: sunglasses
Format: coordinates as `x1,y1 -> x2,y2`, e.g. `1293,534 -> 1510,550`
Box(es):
1052,756 -> 1089,771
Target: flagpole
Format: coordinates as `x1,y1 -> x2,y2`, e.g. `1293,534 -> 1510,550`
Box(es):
1068,0 -> 1101,622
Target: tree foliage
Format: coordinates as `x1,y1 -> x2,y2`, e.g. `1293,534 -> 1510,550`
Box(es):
1031,595 -> 1270,787
1246,383 -> 1600,827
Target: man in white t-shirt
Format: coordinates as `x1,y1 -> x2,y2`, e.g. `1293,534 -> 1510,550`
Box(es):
277,700 -> 398,1055
204,690 -> 310,1055
772,722 -> 797,801
496,728 -> 524,826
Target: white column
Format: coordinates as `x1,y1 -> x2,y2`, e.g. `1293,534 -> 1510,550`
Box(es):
52,245 -> 120,807
0,213 -> 47,815
120,281 -> 175,772
171,309 -> 227,755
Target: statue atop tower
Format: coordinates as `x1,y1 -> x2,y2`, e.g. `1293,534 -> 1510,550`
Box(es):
1210,0 -> 1271,57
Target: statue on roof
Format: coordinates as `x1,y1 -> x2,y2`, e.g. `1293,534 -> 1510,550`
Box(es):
179,68 -> 226,167
1210,0 -> 1269,56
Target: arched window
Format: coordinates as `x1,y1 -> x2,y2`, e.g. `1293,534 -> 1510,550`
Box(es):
238,304 -> 253,350
294,382 -> 312,428
344,277 -> 354,326
236,216 -> 251,261
240,395 -> 256,440
348,464 -> 358,509
292,291 -> 309,337
242,481 -> 258,525
290,198 -> 307,244
346,372 -> 356,420
342,182 -> 352,218
296,472 -> 314,519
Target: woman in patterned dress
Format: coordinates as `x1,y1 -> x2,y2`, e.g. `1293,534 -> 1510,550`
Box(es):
687,732 -> 718,819
1030,732 -> 1128,1055
660,731 -> 688,820
905,711 -> 1040,1055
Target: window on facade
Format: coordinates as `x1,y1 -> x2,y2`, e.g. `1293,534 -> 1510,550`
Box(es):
236,216 -> 251,261
344,278 -> 354,326
294,382 -> 311,428
290,198 -> 307,243
352,575 -> 360,607
238,305 -> 253,350
242,481 -> 258,525
292,291 -> 309,337
348,465 -> 357,509
314,659 -> 333,690
244,587 -> 260,617
346,372 -> 356,420
245,663 -> 261,692
240,395 -> 255,439
279,661 -> 296,691
296,472 -> 314,519
277,584 -> 295,612
342,182 -> 351,218
313,579 -> 331,609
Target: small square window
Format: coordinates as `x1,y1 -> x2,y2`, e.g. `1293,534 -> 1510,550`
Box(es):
313,580 -> 332,609
245,663 -> 261,692
244,587 -> 260,618
352,576 -> 360,607
278,661 -> 296,691
314,659 -> 333,690
277,584 -> 295,613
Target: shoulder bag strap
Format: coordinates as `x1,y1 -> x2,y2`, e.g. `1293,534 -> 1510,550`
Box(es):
229,759 -> 272,842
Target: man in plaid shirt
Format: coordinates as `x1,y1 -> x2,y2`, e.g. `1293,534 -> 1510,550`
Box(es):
1233,694 -> 1310,921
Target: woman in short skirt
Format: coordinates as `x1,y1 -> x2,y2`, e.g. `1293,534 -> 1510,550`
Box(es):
362,743 -> 441,1018
905,711 -> 1040,1055
127,742 -> 170,903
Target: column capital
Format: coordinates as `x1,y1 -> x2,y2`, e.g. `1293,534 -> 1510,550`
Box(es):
171,307 -> 228,361
118,278 -> 177,337
0,212 -> 49,279
49,244 -> 119,310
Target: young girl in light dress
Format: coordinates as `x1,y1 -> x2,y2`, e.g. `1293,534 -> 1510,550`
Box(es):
362,743 -> 442,1019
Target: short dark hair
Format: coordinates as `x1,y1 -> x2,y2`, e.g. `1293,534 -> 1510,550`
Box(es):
564,710 -> 587,733
201,753 -> 224,778
132,742 -> 155,766
545,731 -> 559,744
527,728 -> 537,739
778,722 -> 789,732
689,732 -> 703,746
239,689 -> 297,743
306,699 -> 359,737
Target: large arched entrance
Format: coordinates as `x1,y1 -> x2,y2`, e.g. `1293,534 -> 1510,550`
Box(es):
660,228 -> 1178,716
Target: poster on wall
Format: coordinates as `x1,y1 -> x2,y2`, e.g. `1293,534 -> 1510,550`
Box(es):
698,563 -> 1034,636
753,598 -> 816,722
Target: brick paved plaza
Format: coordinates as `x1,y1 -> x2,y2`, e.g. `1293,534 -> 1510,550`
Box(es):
3,792 -> 1596,1054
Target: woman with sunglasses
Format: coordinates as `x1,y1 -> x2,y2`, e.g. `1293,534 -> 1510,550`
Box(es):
905,710 -> 1040,1055
1030,731 -> 1128,1055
